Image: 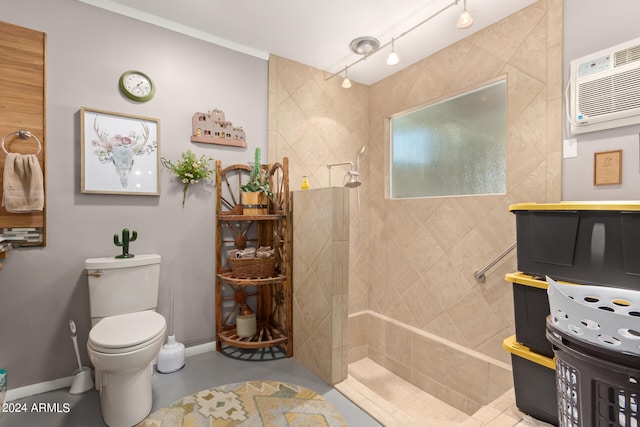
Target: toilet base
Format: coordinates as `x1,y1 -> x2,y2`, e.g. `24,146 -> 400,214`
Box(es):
98,363 -> 153,427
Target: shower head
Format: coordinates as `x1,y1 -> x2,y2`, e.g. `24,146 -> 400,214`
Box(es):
328,146 -> 366,188
344,146 -> 366,188
344,171 -> 361,188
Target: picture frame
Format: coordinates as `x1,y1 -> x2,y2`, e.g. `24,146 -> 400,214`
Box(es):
594,149 -> 622,186
81,107 -> 160,195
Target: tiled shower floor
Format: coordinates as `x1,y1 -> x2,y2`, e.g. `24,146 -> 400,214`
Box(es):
336,358 -> 528,426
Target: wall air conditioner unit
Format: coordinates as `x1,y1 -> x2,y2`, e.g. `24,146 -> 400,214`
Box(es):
569,37 -> 640,134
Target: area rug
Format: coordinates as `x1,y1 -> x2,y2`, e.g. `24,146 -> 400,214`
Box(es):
136,380 -> 348,427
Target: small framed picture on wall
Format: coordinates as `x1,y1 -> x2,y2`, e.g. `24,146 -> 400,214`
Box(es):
593,149 -> 622,186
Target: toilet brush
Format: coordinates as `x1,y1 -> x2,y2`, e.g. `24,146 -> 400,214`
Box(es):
157,286 -> 185,373
68,320 -> 94,394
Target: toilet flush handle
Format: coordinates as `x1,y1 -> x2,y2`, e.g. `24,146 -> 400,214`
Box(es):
87,270 -> 102,277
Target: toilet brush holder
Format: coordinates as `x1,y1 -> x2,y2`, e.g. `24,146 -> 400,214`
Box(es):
69,366 -> 94,394
157,335 -> 185,374
68,319 -> 94,394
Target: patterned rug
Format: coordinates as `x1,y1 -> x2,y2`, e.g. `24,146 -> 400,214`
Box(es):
136,380 -> 348,427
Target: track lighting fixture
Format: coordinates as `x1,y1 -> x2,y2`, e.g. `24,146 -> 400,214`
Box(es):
457,0 -> 473,29
386,38 -> 400,66
341,66 -> 352,89
326,0 -> 475,84
349,36 -> 380,56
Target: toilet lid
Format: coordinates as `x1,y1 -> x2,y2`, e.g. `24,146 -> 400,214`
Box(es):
89,311 -> 166,350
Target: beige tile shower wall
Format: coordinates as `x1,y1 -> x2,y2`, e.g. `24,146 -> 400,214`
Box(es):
368,0 -> 563,364
268,56 -> 372,337
270,0 -> 563,370
292,187 -> 350,385
349,311 -> 514,415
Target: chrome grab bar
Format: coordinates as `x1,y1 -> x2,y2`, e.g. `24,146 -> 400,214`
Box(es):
87,270 -> 102,277
474,242 -> 517,283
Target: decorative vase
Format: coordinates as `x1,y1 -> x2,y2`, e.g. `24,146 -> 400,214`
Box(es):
242,191 -> 268,215
236,303 -> 257,338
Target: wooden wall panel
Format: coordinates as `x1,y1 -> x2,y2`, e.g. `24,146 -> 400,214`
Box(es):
0,21 -> 46,241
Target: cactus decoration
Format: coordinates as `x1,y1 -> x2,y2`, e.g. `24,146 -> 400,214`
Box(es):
114,228 -> 137,259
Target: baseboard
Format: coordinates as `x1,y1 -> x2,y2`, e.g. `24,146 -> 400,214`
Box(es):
4,341 -> 217,402
5,375 -> 75,402
185,341 -> 216,357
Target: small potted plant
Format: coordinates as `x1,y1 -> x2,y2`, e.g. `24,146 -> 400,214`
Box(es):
240,147 -> 272,215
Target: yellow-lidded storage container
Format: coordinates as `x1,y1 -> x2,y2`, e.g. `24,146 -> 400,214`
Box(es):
503,335 -> 558,425
509,202 -> 640,289
506,273 -> 554,358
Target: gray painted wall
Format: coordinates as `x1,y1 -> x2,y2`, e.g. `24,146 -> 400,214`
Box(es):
0,0 -> 267,387
563,0 -> 640,200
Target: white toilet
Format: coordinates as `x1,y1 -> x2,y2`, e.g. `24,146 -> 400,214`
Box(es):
85,254 -> 167,427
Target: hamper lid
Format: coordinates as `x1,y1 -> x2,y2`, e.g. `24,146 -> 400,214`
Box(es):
547,276 -> 640,356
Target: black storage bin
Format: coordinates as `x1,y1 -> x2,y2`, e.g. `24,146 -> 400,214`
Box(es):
507,273 -> 554,358
503,335 -> 559,426
546,321 -> 640,427
510,202 -> 640,289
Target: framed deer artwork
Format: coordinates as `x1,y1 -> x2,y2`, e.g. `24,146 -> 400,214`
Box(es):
81,108 -> 160,195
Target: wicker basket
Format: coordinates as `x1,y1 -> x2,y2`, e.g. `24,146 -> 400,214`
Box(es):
230,257 -> 276,278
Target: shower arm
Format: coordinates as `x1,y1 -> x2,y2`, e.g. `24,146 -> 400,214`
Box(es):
327,161 -> 354,187
327,161 -> 353,169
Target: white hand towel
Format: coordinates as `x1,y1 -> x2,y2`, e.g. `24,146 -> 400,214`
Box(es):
2,153 -> 44,213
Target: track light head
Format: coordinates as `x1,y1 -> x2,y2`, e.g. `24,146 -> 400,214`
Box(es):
386,39 -> 400,65
457,0 -> 473,29
341,66 -> 352,89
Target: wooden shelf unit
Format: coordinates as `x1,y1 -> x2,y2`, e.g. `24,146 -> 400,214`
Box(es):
214,158 -> 292,357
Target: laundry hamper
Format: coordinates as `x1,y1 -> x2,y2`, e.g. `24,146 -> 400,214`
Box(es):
546,321 -> 639,427
545,276 -> 640,427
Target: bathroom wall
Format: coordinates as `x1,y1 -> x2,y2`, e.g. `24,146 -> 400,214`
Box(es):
292,187 -> 350,385
562,0 -> 640,201
268,56 -> 371,315
271,0 -> 563,370
367,0 -> 563,364
0,0 -> 268,388
350,310 -> 513,415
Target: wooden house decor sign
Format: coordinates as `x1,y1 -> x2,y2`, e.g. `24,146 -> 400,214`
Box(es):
191,109 -> 247,148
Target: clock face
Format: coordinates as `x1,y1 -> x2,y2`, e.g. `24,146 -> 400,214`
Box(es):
119,70 -> 155,102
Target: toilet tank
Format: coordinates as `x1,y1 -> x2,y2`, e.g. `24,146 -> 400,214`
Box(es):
85,254 -> 161,325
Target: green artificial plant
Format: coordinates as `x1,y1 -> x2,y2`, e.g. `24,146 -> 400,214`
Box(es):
162,150 -> 215,207
240,147 -> 273,197
114,228 -> 137,258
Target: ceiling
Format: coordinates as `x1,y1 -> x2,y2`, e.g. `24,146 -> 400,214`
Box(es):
79,0 -> 538,86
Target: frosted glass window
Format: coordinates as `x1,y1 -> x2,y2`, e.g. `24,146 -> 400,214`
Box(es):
390,80 -> 506,199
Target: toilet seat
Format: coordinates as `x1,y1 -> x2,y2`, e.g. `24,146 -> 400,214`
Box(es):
89,311 -> 166,354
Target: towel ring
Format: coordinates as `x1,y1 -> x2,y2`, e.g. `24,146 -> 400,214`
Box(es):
1,130 -> 42,155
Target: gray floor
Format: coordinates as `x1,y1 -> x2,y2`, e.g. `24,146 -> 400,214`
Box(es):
0,350 -> 381,426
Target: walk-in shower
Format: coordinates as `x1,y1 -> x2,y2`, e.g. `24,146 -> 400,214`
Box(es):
327,146 -> 366,245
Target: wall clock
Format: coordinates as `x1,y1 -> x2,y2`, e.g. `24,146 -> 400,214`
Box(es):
119,70 -> 155,102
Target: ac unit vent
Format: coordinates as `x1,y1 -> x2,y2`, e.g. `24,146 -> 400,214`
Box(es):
578,67 -> 640,118
570,37 -> 640,134
614,45 -> 640,67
